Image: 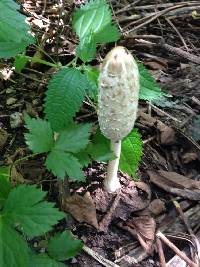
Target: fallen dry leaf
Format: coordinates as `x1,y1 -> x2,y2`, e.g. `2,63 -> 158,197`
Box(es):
181,152 -> 198,164
0,128 -> 8,149
63,192 -> 98,229
114,181 -> 151,220
148,199 -> 166,216
126,210 -> 156,254
157,121 -> 175,145
148,170 -> 200,200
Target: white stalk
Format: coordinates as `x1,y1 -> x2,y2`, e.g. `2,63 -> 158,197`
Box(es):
104,140 -> 121,193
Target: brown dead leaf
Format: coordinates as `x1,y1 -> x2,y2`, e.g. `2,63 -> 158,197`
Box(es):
0,128 -> 8,149
145,60 -> 168,71
139,112 -> 176,145
181,152 -> 198,164
126,211 -> 156,254
63,192 -> 98,229
148,170 -> 200,200
157,121 -> 175,145
148,199 -> 166,216
114,181 -> 151,220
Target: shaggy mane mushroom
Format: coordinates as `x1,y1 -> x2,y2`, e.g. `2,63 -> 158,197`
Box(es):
98,46 -> 140,193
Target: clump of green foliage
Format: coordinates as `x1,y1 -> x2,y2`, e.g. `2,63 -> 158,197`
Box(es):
0,167 -> 83,267
0,0 -> 167,266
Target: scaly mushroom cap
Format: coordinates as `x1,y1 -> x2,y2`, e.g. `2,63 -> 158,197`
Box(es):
98,46 -> 140,142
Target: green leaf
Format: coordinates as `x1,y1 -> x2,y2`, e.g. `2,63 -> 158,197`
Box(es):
87,128 -> 114,161
14,54 -> 29,72
76,150 -> 91,167
0,218 -> 29,267
44,68 -> 90,131
119,129 -> 143,176
45,150 -> 85,181
3,185 -> 65,238
84,65 -> 99,100
139,63 -> 165,100
0,0 -> 35,58
0,167 -> 11,207
72,0 -> 120,62
24,114 -> 54,153
29,255 -> 66,267
29,254 -> 66,267
77,34 -> 96,62
94,24 -> 120,43
48,230 -> 83,261
55,123 -> 92,153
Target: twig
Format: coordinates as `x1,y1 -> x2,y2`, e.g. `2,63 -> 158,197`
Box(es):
192,96 -> 200,106
83,245 -> 120,267
156,231 -> 198,267
115,0 -> 142,14
126,2 -> 200,11
147,102 -> 181,123
165,18 -> 188,50
98,192 -> 121,232
16,72 -> 46,84
172,199 -> 194,236
156,237 -> 167,267
160,43 -> 200,64
124,3 -> 189,34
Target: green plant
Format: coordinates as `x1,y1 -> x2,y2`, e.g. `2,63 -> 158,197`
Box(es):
0,0 -> 35,58
0,167 -> 82,267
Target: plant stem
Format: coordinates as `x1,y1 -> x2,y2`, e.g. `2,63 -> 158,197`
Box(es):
104,140 -> 121,193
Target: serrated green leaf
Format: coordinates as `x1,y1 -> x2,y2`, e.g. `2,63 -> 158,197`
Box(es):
3,185 -> 65,238
119,129 -> 143,176
44,68 -> 90,131
29,254 -> 66,267
45,150 -> 85,181
55,123 -> 92,153
94,24 -> 120,43
139,63 -> 165,100
0,167 -> 11,207
76,34 -> 96,62
87,128 -> 114,161
24,114 -> 54,153
72,0 -> 120,62
0,218 -> 29,267
84,65 -> 99,100
73,0 -> 111,39
48,230 -> 83,261
0,0 -> 35,58
76,150 -> 91,167
14,54 -> 29,72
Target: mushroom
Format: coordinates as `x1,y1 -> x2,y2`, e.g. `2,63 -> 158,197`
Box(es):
98,46 -> 140,193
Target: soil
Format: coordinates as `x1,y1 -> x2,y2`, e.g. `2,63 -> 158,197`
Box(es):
1,0 -> 200,266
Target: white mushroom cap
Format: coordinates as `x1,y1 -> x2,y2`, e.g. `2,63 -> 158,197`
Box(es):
98,46 -> 140,142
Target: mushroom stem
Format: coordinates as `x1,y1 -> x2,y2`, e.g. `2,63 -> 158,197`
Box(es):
104,140 -> 121,193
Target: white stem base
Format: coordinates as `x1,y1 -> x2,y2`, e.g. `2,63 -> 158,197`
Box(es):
104,140 -> 121,193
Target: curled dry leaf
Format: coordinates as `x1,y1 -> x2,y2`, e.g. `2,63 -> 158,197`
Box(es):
126,210 -> 156,254
139,112 -> 175,145
148,170 -> 200,200
63,192 -> 98,229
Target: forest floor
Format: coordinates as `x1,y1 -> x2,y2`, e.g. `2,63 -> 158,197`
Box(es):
1,0 -> 200,266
